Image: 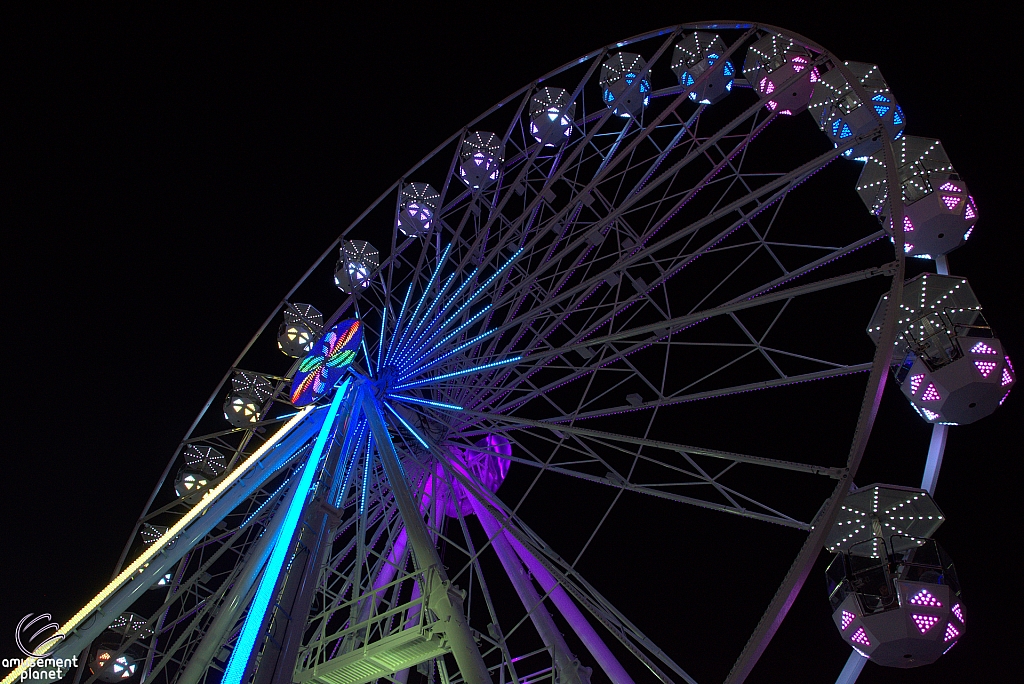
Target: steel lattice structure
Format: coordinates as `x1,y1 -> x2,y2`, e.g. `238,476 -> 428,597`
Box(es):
7,20 -> 954,684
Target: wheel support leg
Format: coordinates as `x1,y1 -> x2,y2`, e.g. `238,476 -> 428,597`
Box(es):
361,389 -> 492,684
471,496 -> 589,684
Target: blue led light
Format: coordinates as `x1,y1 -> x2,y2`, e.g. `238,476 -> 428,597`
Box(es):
725,80 -> 733,91
873,104 -> 890,117
392,356 -> 522,392
386,394 -> 463,411
385,403 -> 430,449
682,72 -> 695,86
399,326 -> 498,381
360,432 -> 374,514
240,470 -> 297,529
376,307 -> 386,372
222,378 -> 350,684
604,90 -> 615,103
872,94 -> 890,102
706,53 -> 719,65
893,107 -> 904,125
840,123 -> 852,139
832,119 -> 842,136
335,418 -> 367,507
393,244 -> 452,359
405,267 -> 480,358
688,92 -> 697,101
405,248 -> 521,363
384,283 -> 414,365
723,61 -> 734,76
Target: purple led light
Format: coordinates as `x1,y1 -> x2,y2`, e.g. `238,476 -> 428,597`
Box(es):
920,383 -> 941,401
909,374 -> 924,395
1006,356 -> 1015,373
941,195 -> 963,212
912,613 -> 941,634
909,588 -> 942,607
1002,367 -> 1014,386
943,622 -> 960,642
965,196 -> 978,220
850,627 -> 871,647
840,610 -> 855,631
938,182 -> 962,192
974,361 -> 997,378
970,341 -> 997,355
903,215 -> 915,232
951,603 -> 964,624
1000,389 -> 1012,406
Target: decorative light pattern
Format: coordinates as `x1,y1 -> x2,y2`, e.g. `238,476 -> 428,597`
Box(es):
1000,389 -> 1013,405
922,408 -> 940,421
944,622 -> 960,642
1006,356 -> 1014,372
912,613 -> 941,634
964,196 -> 978,220
903,215 -> 914,232
970,341 -> 997,355
94,652 -> 136,680
975,361 -> 997,378
941,195 -> 963,211
1002,367 -> 1014,386
938,182 -> 961,192
290,320 -> 362,406
920,383 -> 941,401
841,610 -> 855,630
909,588 -> 942,607
909,374 -> 925,394
851,627 -> 871,646
951,603 -> 965,624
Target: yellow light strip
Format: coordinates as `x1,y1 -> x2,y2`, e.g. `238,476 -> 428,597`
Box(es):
2,406 -> 315,684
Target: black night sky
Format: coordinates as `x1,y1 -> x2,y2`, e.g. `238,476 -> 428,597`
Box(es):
2,4 -> 1020,683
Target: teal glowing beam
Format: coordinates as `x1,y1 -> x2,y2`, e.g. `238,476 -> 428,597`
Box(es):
221,378 -> 351,684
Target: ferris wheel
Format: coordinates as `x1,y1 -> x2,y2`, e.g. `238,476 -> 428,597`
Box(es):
5,21 -> 1009,684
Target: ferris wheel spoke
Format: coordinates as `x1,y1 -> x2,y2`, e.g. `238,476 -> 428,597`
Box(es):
436,454 -> 697,684
455,256 -> 892,417
450,410 -> 844,479
462,151 -> 848,410
442,430 -> 818,529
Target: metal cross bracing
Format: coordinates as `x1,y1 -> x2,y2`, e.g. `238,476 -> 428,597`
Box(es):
5,21 -> 928,684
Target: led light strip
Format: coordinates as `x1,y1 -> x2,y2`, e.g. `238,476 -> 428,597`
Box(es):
386,394 -> 463,411
384,403 -> 429,449
0,404 -> 318,684
222,380 -> 350,684
392,356 -> 522,391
